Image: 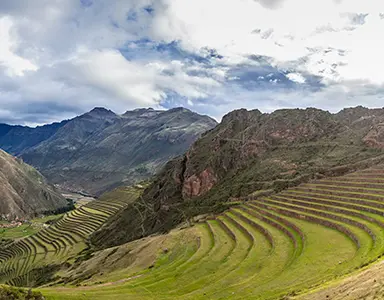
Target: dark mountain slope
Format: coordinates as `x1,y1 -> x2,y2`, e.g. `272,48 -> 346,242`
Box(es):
0,121 -> 67,155
91,106 -> 384,248
15,107 -> 217,195
0,149 -> 68,220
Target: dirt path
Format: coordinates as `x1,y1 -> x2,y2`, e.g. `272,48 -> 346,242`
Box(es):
297,259 -> 384,300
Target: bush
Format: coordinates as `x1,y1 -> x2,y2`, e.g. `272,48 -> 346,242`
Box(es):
0,286 -> 44,300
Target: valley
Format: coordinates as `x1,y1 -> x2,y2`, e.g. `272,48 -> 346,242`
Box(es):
2,1 -> 384,298
0,192 -> 93,241
2,106 -> 384,299
0,186 -> 141,288
8,166 -> 384,299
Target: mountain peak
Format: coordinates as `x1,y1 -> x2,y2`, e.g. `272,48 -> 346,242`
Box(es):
89,107 -> 115,114
166,107 -> 192,114
82,107 -> 117,119
123,107 -> 161,118
132,107 -> 155,113
221,108 -> 262,124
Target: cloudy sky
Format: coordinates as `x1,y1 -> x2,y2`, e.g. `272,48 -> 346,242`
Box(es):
0,0 -> 384,125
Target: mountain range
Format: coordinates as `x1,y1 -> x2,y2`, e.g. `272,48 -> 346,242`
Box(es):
92,106 -> 384,248
3,105 -> 384,298
0,107 -> 217,196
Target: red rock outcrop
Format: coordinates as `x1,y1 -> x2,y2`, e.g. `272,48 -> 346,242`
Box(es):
363,123 -> 384,148
182,168 -> 217,198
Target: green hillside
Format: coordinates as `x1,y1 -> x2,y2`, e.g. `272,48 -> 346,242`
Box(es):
92,107 -> 384,250
4,107 -> 384,299
0,187 -> 140,287
25,166 -> 384,299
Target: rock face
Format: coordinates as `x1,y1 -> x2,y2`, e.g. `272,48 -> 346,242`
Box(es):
0,149 -> 68,220
0,107 -> 217,196
335,106 -> 384,149
182,168 -> 217,198
92,106 -> 384,249
363,123 -> 384,148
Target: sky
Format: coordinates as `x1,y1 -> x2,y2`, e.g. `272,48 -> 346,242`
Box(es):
1,0 -> 384,125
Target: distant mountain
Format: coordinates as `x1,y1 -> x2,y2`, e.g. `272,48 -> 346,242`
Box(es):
0,121 -> 68,155
92,106 -> 384,248
0,149 -> 68,220
0,107 -> 217,196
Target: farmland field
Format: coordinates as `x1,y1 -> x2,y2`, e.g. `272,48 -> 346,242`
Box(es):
30,166 -> 384,299
0,215 -> 64,240
0,187 -> 140,288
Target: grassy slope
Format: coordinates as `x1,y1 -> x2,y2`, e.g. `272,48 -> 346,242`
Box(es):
39,167 -> 384,300
40,218 -> 358,300
93,138 -> 384,249
297,258 -> 384,300
0,187 -> 141,287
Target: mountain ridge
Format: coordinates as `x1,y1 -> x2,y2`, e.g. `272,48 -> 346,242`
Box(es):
91,106 -> 384,248
0,107 -> 218,195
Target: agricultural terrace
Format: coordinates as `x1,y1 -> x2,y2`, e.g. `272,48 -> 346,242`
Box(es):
0,188 -> 139,287
41,166 -> 384,299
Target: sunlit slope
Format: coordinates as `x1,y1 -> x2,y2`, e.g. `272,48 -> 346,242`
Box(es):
41,167 -> 384,299
0,187 -> 140,287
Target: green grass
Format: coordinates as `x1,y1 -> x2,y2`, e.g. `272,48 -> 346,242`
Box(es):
38,210 -> 360,300
0,215 -> 64,240
0,285 -> 43,299
0,188 -> 141,287
5,168 -> 384,299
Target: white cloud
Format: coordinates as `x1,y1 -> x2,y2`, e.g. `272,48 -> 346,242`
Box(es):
153,0 -> 384,85
1,0 -> 384,124
0,17 -> 37,76
70,49 -> 220,103
286,73 -> 306,84
0,1 -> 224,124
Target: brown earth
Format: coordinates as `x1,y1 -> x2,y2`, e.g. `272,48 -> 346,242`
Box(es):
297,259 -> 384,300
0,149 -> 68,220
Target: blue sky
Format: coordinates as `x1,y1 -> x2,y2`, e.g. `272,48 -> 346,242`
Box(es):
0,0 -> 384,125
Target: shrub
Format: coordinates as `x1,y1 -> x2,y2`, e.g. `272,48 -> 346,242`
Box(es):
0,286 -> 44,300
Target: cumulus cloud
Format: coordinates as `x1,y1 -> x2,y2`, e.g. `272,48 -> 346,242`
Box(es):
152,0 -> 384,85
0,0 -> 225,124
286,73 -> 306,84
0,17 -> 37,76
0,0 -> 384,125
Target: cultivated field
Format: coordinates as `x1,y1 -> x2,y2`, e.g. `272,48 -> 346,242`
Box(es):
0,188 -> 140,288
0,214 -> 63,240
38,166 -> 384,299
